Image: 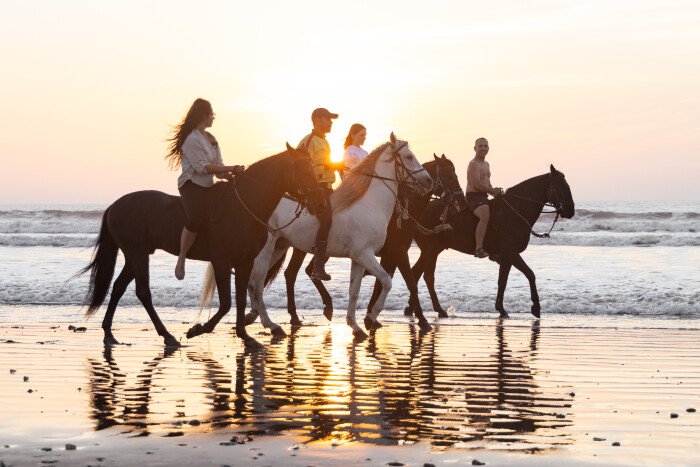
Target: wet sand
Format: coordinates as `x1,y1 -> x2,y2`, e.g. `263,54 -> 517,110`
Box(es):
1,307 -> 699,466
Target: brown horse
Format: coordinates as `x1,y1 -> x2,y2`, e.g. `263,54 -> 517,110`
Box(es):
76,144 -> 324,349
409,165 -> 575,318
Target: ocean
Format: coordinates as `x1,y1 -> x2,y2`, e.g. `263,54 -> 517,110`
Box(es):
0,201 -> 698,322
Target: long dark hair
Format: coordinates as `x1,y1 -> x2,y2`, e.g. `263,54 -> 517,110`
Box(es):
165,98 -> 213,169
343,123 -> 366,150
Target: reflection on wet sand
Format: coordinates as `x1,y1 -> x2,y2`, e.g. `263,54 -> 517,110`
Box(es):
86,321 -> 574,450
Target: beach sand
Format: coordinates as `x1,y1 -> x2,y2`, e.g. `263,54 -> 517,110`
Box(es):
1,307 -> 699,466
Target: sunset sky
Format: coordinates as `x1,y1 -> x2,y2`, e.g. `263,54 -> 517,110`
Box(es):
1,0 -> 698,203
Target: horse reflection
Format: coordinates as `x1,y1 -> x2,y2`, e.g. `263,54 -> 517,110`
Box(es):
86,346 -> 178,434
86,321 -> 573,450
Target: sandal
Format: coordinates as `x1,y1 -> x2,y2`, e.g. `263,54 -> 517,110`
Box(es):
474,248 -> 489,258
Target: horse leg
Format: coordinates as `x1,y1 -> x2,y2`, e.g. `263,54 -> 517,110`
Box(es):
305,255 -> 334,321
248,244 -> 286,337
510,253 -> 540,318
284,248 -> 305,326
364,257 -> 395,330
361,254 -> 393,332
129,253 -> 180,348
496,259 -> 513,318
347,260 -> 369,339
186,262 -> 232,339
102,262 -> 134,346
235,262 -> 263,350
404,254 -> 426,316
397,253 -> 431,331
423,252 -> 447,317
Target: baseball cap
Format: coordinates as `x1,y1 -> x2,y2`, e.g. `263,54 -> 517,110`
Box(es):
311,108 -> 339,119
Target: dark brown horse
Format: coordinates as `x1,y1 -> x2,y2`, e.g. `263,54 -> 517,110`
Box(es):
409,165 -> 575,318
76,144 -> 324,349
272,155 -> 467,331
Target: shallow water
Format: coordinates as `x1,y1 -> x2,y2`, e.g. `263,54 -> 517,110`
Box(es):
1,315 -> 699,464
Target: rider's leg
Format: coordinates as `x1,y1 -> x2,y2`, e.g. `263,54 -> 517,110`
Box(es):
311,186 -> 333,281
473,204 -> 490,257
175,181 -> 206,280
175,228 -> 197,280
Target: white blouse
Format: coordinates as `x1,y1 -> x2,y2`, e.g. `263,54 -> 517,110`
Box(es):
177,130 -> 223,188
342,145 -> 369,171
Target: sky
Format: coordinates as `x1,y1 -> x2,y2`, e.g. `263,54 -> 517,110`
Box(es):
1,0 -> 698,203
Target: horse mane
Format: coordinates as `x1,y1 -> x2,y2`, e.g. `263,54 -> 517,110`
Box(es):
332,142 -> 391,212
506,173 -> 549,195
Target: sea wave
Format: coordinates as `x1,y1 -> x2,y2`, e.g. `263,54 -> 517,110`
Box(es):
1,205 -> 698,247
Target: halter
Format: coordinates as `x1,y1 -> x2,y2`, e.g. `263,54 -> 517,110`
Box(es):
502,172 -> 569,238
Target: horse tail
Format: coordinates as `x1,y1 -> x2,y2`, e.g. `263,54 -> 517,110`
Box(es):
199,263 -> 217,314
75,209 -> 119,318
264,250 -> 288,289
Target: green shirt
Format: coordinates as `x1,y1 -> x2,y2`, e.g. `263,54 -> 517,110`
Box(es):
298,132 -> 335,186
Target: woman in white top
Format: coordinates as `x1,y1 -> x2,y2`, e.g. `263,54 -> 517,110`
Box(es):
165,98 -> 244,280
342,123 -> 368,172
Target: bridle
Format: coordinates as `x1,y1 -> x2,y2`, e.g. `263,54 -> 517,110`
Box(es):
431,162 -> 465,217
362,141 -> 430,191
233,152 -> 322,234
502,172 -> 571,238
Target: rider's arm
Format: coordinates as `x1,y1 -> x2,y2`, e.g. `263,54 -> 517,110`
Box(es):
182,138 -> 240,175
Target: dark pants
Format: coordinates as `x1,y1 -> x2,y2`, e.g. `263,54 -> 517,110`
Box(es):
315,186 -> 333,243
178,181 -> 209,233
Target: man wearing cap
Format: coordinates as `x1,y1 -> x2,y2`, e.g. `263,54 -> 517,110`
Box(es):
298,108 -> 343,281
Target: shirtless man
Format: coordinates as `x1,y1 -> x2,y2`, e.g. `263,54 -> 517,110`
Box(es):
466,137 -> 503,258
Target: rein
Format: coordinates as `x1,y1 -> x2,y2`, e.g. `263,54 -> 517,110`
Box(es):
232,155 -> 316,234
501,173 -> 565,238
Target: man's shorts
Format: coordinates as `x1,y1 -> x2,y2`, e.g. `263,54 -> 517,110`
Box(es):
466,192 -> 489,213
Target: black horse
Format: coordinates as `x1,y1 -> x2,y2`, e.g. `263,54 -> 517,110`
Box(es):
273,155 -> 467,331
409,165 -> 575,318
76,144 -> 324,349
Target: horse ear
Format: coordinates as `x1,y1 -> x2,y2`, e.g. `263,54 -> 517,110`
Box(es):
390,132 -> 396,144
550,164 -> 556,173
433,153 -> 439,161
286,142 -> 293,151
441,154 -> 446,159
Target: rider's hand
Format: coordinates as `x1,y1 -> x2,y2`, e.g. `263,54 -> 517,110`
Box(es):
493,187 -> 504,197
232,165 -> 245,175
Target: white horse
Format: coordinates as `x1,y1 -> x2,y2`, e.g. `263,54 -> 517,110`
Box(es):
200,133 -> 433,339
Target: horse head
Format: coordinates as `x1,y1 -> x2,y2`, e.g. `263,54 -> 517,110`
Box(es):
548,164 -> 575,219
388,132 -> 433,195
427,153 -> 467,213
286,142 -> 326,215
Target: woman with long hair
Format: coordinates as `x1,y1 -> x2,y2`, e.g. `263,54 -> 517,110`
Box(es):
166,98 -> 244,280
342,123 -> 368,172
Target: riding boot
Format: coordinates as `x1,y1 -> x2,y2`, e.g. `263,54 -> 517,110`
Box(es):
311,240 -> 331,281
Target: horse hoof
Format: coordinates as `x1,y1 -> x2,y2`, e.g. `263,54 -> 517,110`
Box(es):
323,306 -> 333,321
364,316 -> 382,330
290,318 -> 303,327
244,312 -> 259,326
103,334 -> 120,346
186,323 -> 204,339
164,336 -> 182,348
499,311 -> 510,319
244,338 -> 264,351
271,326 -> 287,338
353,329 -> 369,340
436,310 -> 448,318
404,306 -> 414,317
531,304 -> 541,318
418,320 -> 433,332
